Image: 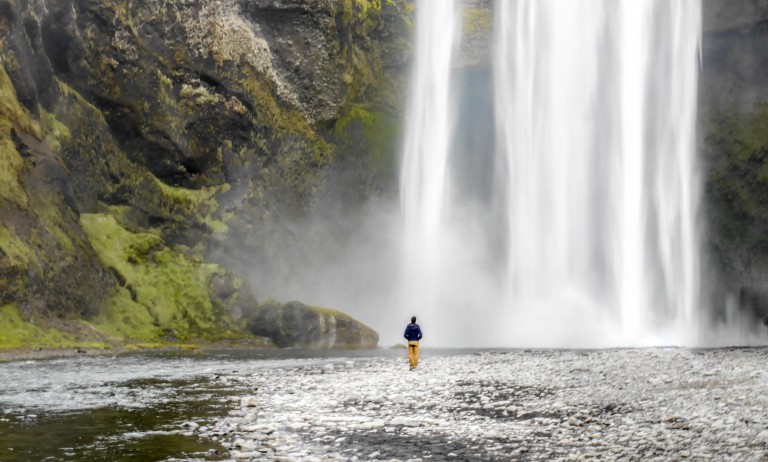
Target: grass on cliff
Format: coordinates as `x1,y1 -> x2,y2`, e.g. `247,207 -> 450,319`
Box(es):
152,178 -> 230,234
80,213 -> 238,341
0,225 -> 40,270
0,305 -> 73,349
0,62 -> 37,208
0,303 -> 116,350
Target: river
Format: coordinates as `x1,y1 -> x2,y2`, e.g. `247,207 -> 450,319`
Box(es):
0,349 -> 411,461
3,347 -> 766,461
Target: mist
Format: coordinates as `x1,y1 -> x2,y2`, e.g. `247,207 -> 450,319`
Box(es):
233,0 -> 767,349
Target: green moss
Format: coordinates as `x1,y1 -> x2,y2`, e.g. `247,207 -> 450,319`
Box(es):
125,342 -> 199,351
341,0 -> 383,27
180,84 -> 222,106
0,306 -> 115,350
107,205 -> 133,223
0,62 -> 42,136
177,343 -> 200,350
203,217 -> 229,234
151,178 -> 231,235
0,65 -> 33,208
40,108 -> 71,147
73,341 -> 113,349
270,137 -> 337,212
156,70 -> 173,87
0,305 -> 74,349
55,78 -> 108,119
0,137 -> 27,207
80,213 -> 236,340
334,104 -> 400,179
336,0 -> 413,109
153,177 -> 219,211
306,304 -> 377,337
87,289 -> 160,340
240,70 -> 313,138
0,225 -> 40,271
306,305 -> 355,321
38,206 -> 76,255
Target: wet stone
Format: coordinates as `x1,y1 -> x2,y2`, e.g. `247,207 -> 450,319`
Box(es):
208,349 -> 768,462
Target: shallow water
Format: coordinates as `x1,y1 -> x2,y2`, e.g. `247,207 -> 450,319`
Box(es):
3,347 -> 765,461
0,348 -> 447,461
209,347 -> 768,461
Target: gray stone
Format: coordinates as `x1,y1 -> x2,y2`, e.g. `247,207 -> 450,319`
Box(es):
249,301 -> 378,349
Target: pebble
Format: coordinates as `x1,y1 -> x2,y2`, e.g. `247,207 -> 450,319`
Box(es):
241,396 -> 259,407
201,349 -> 768,461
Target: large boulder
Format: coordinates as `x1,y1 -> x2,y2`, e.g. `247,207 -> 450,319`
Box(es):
249,300 -> 378,349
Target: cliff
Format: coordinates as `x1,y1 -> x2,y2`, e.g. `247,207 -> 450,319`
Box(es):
700,0 -> 768,320
2,0 -> 768,348
0,0 -> 410,348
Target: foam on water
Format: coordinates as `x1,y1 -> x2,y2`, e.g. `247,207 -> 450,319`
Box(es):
0,354 -> 339,413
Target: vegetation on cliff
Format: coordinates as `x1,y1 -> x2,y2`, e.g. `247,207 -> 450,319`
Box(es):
0,0 -> 410,350
6,0 -> 766,346
703,105 -> 768,280
699,9 -> 768,310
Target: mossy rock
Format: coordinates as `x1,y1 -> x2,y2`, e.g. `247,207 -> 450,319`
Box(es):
79,213 -> 248,341
703,104 -> 768,279
0,304 -> 73,349
0,0 -> 412,350
248,300 -> 379,349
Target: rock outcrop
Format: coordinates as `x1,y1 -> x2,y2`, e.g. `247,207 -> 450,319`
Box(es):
700,0 -> 768,320
0,0 -> 405,348
2,0 -> 768,346
249,300 -> 379,349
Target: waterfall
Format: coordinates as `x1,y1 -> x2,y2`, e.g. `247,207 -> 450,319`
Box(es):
401,0 -> 702,347
400,0 -> 460,341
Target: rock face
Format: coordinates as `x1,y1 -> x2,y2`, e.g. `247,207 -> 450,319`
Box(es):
0,0 -> 411,347
737,286 -> 768,323
699,0 -> 768,319
2,0 -> 768,345
249,300 -> 379,349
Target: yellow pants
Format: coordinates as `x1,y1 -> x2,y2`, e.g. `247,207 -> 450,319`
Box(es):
408,341 -> 419,369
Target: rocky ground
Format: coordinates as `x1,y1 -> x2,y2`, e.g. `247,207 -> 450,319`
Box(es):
186,348 -> 768,462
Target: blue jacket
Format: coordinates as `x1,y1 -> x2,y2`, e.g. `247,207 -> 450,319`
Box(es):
404,323 -> 422,342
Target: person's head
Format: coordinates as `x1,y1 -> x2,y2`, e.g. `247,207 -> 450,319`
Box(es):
411,316 -> 416,324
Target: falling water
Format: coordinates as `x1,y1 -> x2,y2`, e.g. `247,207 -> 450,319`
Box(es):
401,0 -> 702,347
494,0 -> 701,346
400,0 -> 460,341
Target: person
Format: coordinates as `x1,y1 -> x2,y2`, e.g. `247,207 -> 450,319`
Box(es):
403,316 -> 422,370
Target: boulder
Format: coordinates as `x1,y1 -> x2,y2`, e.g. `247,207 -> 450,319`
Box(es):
248,300 -> 378,349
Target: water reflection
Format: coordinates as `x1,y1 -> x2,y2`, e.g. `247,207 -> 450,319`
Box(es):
0,349 -> 433,461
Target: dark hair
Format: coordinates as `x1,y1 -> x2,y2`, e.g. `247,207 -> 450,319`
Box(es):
411,316 -> 416,323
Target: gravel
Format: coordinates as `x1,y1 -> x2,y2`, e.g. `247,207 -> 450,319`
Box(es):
191,348 -> 768,461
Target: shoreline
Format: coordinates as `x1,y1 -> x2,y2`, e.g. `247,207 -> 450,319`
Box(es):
0,340 -> 277,363
3,347 -> 768,460
3,343 -> 768,363
0,341 -> 410,363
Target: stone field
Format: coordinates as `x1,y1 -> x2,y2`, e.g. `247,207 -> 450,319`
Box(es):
197,348 -> 768,461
